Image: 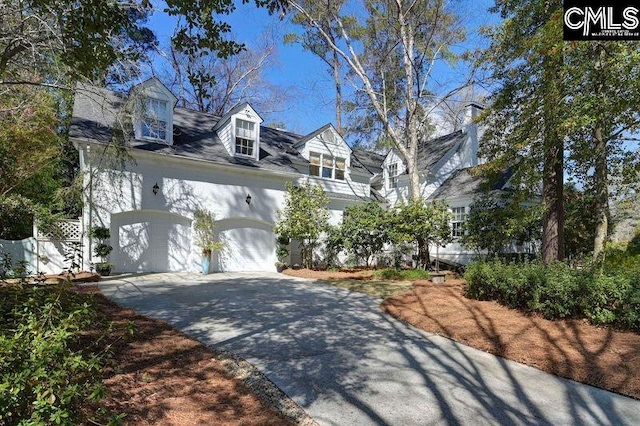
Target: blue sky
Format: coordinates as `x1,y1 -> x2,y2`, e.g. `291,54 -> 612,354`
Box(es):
147,0 -> 498,136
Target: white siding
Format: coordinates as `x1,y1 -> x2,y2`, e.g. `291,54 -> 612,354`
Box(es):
381,150 -> 407,205
297,127 -> 369,199
218,118 -> 233,155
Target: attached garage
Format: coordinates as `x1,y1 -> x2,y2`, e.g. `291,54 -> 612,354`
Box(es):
110,210 -> 192,273
213,218 -> 276,272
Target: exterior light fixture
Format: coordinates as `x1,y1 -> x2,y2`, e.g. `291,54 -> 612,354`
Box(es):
246,194 -> 252,205
152,182 -> 159,195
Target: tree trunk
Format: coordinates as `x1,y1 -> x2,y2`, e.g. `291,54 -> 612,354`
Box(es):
416,237 -> 430,270
332,48 -> 343,135
407,160 -> 421,201
592,44 -> 608,261
541,46 -> 564,265
592,124 -> 608,260
542,140 -> 564,264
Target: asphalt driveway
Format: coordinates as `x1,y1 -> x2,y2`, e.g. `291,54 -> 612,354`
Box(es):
99,272 -> 640,425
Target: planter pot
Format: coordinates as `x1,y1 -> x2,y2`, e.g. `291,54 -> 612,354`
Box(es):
430,273 -> 446,284
201,254 -> 211,274
96,264 -> 112,276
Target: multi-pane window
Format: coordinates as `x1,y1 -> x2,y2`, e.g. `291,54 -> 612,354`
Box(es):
451,206 -> 467,237
309,152 -> 345,180
388,162 -> 399,189
142,98 -> 167,140
335,157 -> 346,180
235,119 -> 255,156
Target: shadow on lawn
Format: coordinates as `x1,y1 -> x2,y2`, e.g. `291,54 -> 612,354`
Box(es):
99,274 -> 640,426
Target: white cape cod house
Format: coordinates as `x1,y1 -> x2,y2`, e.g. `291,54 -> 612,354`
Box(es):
69,78 -> 508,273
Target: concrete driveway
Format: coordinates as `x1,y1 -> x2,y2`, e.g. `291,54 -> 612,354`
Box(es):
99,272 -> 640,425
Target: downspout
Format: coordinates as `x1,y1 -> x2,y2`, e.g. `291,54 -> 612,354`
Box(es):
87,144 -> 93,268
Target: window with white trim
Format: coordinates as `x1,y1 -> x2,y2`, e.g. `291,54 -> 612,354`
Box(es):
309,151 -> 346,180
142,98 -> 167,140
451,206 -> 467,237
235,119 -> 256,156
388,162 -> 399,189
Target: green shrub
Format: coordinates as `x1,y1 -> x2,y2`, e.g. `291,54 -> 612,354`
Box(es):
0,282 -> 114,425
464,258 -> 640,331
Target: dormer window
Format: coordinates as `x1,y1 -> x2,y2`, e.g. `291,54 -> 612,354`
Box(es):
142,98 -> 167,140
235,119 -> 256,156
310,151 -> 346,181
132,78 -> 176,145
388,163 -> 399,189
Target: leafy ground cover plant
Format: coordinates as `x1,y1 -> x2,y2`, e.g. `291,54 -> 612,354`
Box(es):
0,265 -> 118,425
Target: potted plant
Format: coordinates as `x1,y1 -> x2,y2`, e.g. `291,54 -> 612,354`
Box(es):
194,209 -> 223,274
275,235 -> 290,272
90,226 -> 113,276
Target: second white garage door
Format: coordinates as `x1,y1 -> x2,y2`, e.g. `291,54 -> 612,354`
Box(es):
214,219 -> 276,272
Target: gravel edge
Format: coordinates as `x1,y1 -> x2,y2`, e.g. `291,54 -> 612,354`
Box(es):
211,348 -> 319,426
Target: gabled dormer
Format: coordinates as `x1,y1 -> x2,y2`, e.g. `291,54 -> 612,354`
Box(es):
132,78 -> 177,145
213,103 -> 263,161
383,150 -> 406,190
295,124 -> 351,181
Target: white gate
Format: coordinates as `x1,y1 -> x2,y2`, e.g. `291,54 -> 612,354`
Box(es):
34,219 -> 84,274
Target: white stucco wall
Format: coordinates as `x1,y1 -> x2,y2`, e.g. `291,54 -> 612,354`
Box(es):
78,140 -> 364,273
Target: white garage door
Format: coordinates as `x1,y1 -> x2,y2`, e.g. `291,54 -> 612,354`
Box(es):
110,210 -> 192,273
215,219 -> 276,272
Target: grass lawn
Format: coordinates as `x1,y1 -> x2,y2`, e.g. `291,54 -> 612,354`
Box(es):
283,267 -> 432,299
318,278 -> 415,299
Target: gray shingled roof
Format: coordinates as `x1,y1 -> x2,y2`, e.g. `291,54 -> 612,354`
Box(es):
428,167 -> 513,200
417,130 -> 466,172
352,149 -> 386,175
70,85 -> 371,175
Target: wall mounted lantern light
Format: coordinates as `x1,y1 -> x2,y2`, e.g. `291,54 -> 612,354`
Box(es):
152,182 -> 159,195
245,194 -> 252,205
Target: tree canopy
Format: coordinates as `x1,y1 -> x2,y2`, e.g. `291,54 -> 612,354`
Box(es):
480,1 -> 640,263
287,0 -> 471,197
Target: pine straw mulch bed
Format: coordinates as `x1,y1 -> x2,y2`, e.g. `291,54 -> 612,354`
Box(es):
77,285 -> 315,426
381,278 -> 640,400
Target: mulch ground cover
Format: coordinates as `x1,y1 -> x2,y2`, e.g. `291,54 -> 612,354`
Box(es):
79,285 -> 298,425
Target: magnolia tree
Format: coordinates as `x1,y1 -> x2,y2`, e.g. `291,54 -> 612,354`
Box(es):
274,181 -> 330,268
389,199 -> 452,270
341,201 -> 389,266
462,192 -> 542,257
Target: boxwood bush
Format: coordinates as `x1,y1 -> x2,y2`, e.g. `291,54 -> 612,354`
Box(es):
464,257 -> 640,332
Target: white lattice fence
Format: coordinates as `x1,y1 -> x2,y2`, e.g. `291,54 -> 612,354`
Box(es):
33,219 -> 84,273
